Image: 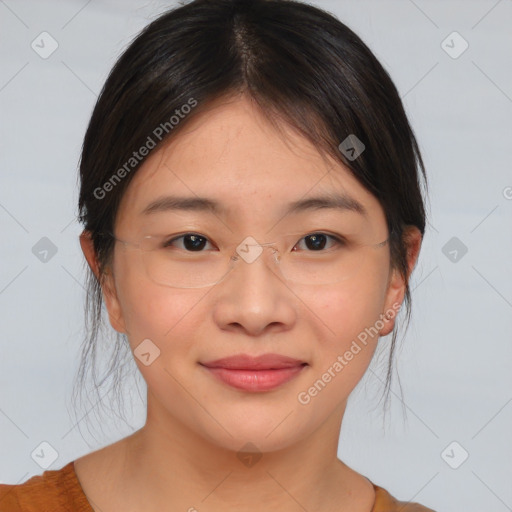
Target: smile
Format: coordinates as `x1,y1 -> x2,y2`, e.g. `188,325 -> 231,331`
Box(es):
200,353 -> 308,392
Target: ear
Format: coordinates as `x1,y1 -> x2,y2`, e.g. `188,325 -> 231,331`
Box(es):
379,226 -> 422,336
79,230 -> 126,334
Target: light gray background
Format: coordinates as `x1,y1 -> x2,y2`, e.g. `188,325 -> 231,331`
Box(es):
1,1 -> 511,511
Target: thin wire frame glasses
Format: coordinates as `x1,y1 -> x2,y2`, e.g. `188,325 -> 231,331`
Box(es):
104,229 -> 390,288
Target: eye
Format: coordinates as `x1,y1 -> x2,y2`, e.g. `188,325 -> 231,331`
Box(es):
293,233 -> 344,252
163,233 -> 215,252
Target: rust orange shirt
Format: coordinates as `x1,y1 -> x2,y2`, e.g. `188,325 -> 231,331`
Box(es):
0,461 -> 436,511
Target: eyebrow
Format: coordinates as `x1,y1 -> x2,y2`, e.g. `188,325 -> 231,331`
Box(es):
141,192 -> 367,217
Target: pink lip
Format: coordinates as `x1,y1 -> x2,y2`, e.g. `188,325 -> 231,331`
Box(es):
200,354 -> 308,392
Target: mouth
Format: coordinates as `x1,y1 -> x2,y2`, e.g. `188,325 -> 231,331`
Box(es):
200,353 -> 308,392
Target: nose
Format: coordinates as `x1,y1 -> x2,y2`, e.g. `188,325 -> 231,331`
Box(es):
211,243 -> 297,337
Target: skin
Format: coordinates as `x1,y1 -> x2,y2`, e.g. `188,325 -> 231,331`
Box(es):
77,94 -> 422,512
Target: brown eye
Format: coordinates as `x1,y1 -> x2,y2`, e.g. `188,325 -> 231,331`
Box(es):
294,233 -> 342,252
164,233 -> 213,252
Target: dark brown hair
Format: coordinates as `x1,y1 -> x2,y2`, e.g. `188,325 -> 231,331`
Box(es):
72,0 -> 427,439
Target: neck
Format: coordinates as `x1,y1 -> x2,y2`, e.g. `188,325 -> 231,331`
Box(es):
110,393 -> 372,512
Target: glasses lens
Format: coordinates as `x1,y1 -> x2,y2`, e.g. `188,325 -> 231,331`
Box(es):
278,240 -> 372,285
137,232 -> 388,288
142,244 -> 232,288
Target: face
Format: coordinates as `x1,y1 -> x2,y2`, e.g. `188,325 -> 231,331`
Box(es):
83,95 -> 412,453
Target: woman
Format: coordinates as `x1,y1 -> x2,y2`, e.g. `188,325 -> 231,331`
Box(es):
0,0 -> 436,510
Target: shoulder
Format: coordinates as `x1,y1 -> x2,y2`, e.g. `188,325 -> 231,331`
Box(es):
372,484 -> 437,512
0,461 -> 92,512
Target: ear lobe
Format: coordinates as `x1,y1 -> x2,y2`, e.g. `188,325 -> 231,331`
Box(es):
79,230 -> 126,334
101,274 -> 127,334
380,226 -> 422,337
402,226 -> 423,280
79,230 -> 100,279
379,267 -> 405,337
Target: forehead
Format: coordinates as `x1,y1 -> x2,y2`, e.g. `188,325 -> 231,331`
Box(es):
115,96 -> 386,231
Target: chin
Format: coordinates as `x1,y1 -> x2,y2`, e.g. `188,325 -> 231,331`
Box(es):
214,432 -> 301,456
194,416 -> 308,455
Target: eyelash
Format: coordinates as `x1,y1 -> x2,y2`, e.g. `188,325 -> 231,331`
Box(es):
162,232 -> 345,252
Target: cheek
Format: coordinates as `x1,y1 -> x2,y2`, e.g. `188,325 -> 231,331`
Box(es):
310,273 -> 388,340
305,268 -> 390,376
113,253 -> 204,349
295,281 -> 387,417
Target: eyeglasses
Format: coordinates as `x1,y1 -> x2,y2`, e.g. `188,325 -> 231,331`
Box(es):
105,229 -> 390,288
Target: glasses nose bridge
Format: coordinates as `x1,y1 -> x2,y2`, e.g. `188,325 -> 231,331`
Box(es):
230,238 -> 281,273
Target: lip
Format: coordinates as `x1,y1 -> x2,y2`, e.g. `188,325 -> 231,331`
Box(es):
200,353 -> 308,392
